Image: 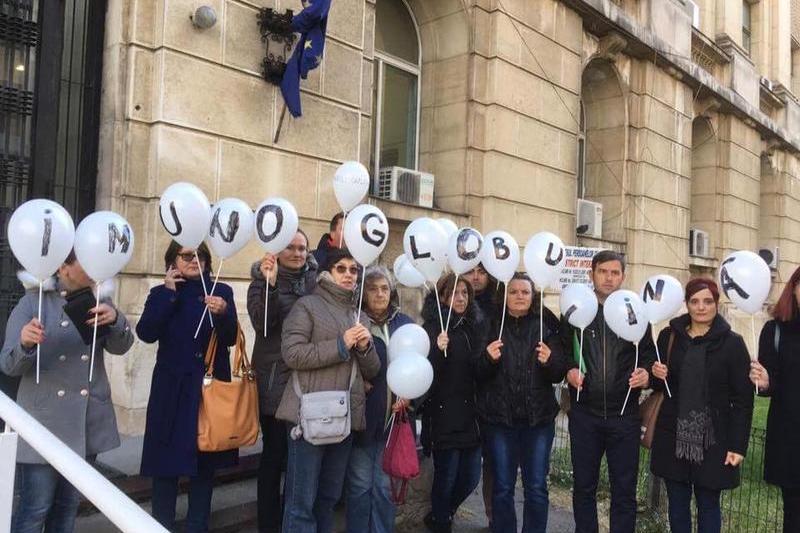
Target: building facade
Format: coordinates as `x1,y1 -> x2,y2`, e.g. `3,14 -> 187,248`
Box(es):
4,0 -> 800,434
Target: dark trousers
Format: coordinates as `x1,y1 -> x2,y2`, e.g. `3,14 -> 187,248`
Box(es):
479,424 -> 493,523
568,407 -> 640,533
783,487 -> 800,533
484,421 -> 556,533
258,415 -> 287,532
664,480 -> 721,533
151,467 -> 215,533
430,446 -> 482,524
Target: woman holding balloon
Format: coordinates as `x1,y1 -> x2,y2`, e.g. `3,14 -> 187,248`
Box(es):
476,272 -> 567,533
650,279 -> 753,533
137,241 -> 239,532
420,274 -> 485,533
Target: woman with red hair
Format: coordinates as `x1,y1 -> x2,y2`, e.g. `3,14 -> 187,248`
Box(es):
750,266 -> 800,533
649,278 -> 753,533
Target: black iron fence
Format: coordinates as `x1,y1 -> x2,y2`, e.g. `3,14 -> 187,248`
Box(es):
549,407 -> 783,532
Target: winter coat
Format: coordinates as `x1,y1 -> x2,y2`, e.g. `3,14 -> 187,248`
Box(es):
476,306 -> 567,428
311,233 -> 337,271
136,276 -> 238,477
420,292 -> 484,452
275,272 -> 381,430
560,302 -> 656,418
758,318 -> 800,489
246,256 -> 318,416
0,274 -> 133,463
649,313 -> 753,490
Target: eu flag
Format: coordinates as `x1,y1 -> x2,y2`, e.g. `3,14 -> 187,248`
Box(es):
280,0 -> 332,117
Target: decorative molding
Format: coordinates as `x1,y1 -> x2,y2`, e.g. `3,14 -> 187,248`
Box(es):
596,31 -> 628,62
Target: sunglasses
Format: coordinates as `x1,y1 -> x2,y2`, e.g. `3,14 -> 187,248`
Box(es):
333,265 -> 359,275
176,252 -> 204,263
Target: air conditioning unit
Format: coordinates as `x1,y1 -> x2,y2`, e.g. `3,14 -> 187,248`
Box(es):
576,199 -> 603,239
685,0 -> 700,29
758,246 -> 779,270
375,167 -> 434,208
689,228 -> 710,257
761,76 -> 774,92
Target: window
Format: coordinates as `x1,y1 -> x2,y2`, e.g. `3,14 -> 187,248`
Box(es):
742,1 -> 752,54
371,0 -> 420,178
576,101 -> 586,199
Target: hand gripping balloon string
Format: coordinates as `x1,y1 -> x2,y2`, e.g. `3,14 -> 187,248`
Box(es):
263,265 -> 271,338
445,274 -> 459,331
498,282 -> 509,340
36,281 -> 43,385
195,251 -> 214,329
194,258 -> 224,339
576,328 -> 585,403
620,342 -> 639,416
433,288 -> 446,357
751,315 -> 758,395
652,327 -> 672,398
88,283 -> 101,382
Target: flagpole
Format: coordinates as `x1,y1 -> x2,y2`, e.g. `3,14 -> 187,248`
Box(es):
273,104 -> 288,144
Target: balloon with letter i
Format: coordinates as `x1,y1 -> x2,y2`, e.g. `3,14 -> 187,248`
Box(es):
604,290 -> 649,415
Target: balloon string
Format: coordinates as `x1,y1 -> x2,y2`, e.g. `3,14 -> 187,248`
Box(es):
498,282 -> 508,341
445,275 -> 458,331
620,342 -> 638,415
36,281 -> 42,385
539,288 -> 544,345
195,251 -> 213,328
339,210 -> 347,249
653,325 -> 672,398
88,283 -> 100,383
751,314 -> 758,395
433,288 -> 446,358
194,258 -> 224,339
356,274 -> 366,325
577,327 -> 585,403
263,266 -> 271,338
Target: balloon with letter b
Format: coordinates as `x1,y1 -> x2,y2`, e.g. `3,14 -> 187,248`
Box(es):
7,199 -> 75,281
480,230 -> 520,283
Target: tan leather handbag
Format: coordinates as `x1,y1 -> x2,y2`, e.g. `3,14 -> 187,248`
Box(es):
640,332 -> 674,449
197,325 -> 259,452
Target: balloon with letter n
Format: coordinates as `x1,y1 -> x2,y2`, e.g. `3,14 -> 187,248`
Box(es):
74,211 -> 135,383
343,204 -> 389,323
7,199 -> 76,384
604,289 -> 649,415
640,274 -> 683,398
253,197 -> 299,336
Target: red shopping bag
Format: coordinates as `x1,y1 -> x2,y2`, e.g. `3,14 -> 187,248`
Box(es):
381,409 -> 419,504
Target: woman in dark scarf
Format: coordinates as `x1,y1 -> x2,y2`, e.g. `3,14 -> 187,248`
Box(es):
649,279 -> 753,533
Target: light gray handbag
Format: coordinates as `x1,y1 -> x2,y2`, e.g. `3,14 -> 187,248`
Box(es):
290,360 -> 357,445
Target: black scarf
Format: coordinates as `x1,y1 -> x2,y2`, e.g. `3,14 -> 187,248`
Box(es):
675,335 -> 716,464
277,263 -> 309,296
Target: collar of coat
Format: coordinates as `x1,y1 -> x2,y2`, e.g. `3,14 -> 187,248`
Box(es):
17,270 -> 117,300
315,270 -> 357,308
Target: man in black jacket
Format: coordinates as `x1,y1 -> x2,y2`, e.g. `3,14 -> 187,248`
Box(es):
311,212 -> 344,269
560,250 -> 655,533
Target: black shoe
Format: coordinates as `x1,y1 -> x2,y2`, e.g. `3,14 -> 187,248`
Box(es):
424,512 -> 452,533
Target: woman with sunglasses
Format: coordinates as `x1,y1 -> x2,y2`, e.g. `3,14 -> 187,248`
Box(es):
276,248 -> 380,533
136,241 -> 238,532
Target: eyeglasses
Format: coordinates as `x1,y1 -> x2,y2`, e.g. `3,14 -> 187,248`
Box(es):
176,252 -> 203,263
333,265 -> 359,275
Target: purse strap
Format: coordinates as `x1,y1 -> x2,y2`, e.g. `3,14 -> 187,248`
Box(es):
204,323 -> 250,379
666,331 -> 675,363
292,357 -> 358,397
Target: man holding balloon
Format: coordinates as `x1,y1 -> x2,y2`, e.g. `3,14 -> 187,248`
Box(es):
560,251 -> 656,533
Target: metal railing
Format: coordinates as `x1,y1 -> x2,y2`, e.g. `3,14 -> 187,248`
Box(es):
0,390 -> 166,532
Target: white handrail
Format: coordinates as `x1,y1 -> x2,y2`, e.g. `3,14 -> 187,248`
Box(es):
0,391 -> 167,532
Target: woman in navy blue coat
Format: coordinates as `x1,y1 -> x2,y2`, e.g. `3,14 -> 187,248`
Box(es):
137,241 -> 238,532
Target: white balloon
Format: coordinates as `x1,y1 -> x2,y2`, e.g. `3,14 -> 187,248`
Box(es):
524,232 -> 566,290
388,324 -> 430,362
7,199 -> 75,281
436,218 -> 459,240
718,250 -> 771,314
74,211 -> 134,282
159,182 -> 212,249
559,283 -> 598,330
393,255 -> 426,288
253,197 -> 299,254
403,218 -> 448,283
206,198 -> 253,259
343,204 -> 389,266
604,290 -> 649,343
640,275 -> 684,323
387,353 -> 434,400
447,228 -> 483,275
480,230 -> 520,283
333,161 -> 370,212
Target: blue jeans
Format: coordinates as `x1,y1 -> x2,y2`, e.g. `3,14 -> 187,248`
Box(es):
346,440 -> 395,533
430,446 -> 482,524
664,480 -> 722,533
151,468 -> 215,533
484,421 -> 555,533
12,462 -> 82,533
282,433 -> 353,533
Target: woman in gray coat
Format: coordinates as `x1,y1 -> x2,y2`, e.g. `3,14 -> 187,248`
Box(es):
0,251 -> 133,533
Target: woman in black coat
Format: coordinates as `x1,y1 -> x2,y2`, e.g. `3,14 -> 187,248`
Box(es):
750,265 -> 800,533
650,279 -> 753,533
420,274 -> 485,533
476,272 -> 567,533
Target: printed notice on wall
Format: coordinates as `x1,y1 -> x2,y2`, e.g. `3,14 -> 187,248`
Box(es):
559,247 -> 601,289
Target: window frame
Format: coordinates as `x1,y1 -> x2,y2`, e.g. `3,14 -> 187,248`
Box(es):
372,0 -> 422,180
742,0 -> 752,55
